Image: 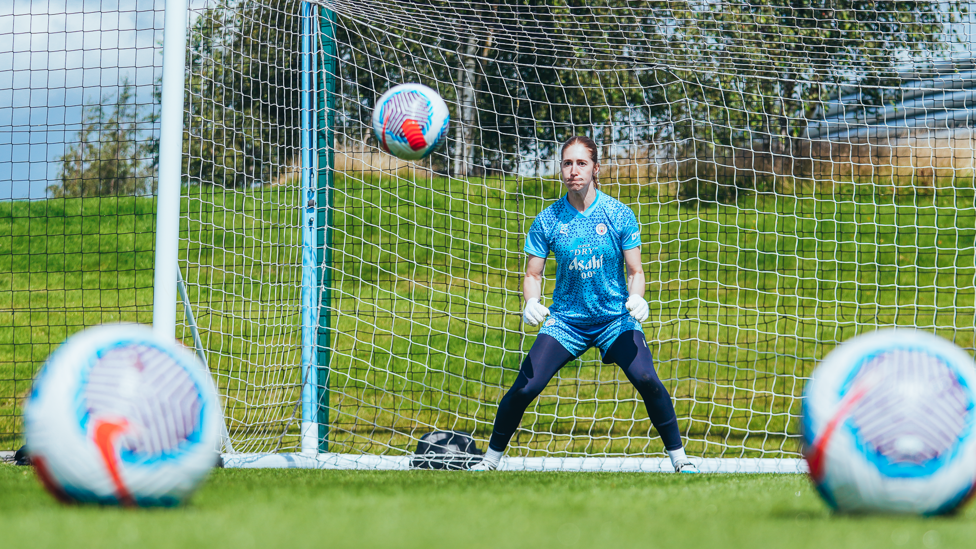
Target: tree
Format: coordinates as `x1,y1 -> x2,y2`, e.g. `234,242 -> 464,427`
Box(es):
183,0 -> 303,188
692,0 -> 965,143
50,81 -> 155,198
180,0 -> 968,184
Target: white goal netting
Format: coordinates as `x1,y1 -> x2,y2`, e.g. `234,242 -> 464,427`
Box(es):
5,0 -> 976,466
176,0 -> 976,461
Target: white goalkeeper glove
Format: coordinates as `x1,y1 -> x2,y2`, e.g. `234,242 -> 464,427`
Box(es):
626,295 -> 649,323
522,297 -> 550,327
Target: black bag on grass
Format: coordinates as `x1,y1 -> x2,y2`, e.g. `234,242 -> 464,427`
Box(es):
411,431 -> 482,470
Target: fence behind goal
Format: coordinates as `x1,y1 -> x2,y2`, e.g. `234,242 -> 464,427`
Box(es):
3,0 -> 976,468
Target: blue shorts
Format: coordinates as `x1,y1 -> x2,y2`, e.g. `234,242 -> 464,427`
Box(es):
538,313 -> 643,358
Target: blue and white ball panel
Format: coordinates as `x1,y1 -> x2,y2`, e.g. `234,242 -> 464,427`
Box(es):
25,324 -> 221,506
841,348 -> 971,476
78,341 -> 207,462
804,329 -> 976,514
378,91 -> 429,135
371,83 -> 450,161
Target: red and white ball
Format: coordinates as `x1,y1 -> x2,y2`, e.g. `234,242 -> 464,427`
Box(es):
372,83 -> 450,160
24,324 -> 222,506
803,329 -> 976,514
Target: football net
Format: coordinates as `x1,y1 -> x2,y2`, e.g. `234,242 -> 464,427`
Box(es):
5,0 -> 976,471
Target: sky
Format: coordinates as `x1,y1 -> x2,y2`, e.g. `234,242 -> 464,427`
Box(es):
0,0 -> 166,200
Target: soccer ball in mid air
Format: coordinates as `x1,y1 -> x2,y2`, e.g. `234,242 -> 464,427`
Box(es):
372,83 -> 450,160
24,323 -> 223,506
803,329 -> 976,514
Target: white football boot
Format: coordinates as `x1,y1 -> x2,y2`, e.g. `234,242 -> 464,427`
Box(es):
468,448 -> 503,471
468,459 -> 497,471
674,460 -> 701,473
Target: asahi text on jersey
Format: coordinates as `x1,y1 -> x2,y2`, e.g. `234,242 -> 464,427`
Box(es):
568,246 -> 604,275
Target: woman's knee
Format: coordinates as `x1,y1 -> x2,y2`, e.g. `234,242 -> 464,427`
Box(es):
629,364 -> 666,398
501,377 -> 544,407
511,383 -> 545,404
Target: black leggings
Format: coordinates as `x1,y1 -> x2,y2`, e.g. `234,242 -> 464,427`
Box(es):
487,331 -> 682,452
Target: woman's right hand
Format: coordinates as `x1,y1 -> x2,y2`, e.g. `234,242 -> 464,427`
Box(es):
522,297 -> 550,326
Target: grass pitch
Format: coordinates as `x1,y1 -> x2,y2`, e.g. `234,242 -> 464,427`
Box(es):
4,179 -> 976,455
1,466 -> 974,549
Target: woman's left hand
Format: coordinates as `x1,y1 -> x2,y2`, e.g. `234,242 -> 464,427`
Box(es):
626,295 -> 649,323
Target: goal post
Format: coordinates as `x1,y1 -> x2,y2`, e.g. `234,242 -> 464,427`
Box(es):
159,0 -> 336,456
152,0 -> 190,341
315,5 -> 338,454
298,0 -> 320,455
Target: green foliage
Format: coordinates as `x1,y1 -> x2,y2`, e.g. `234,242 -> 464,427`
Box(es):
184,0 -> 303,188
691,0 -> 964,141
179,1 -> 967,186
49,82 -> 156,198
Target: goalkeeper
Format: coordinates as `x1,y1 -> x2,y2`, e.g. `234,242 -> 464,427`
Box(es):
471,136 -> 697,473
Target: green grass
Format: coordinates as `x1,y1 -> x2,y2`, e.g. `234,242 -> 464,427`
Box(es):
1,466 -> 974,548
4,175 -> 976,456
0,196 -> 157,449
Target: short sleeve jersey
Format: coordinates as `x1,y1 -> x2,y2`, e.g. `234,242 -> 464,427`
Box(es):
524,190 -> 642,325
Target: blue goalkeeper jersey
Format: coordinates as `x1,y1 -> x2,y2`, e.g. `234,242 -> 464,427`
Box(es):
524,190 -> 642,326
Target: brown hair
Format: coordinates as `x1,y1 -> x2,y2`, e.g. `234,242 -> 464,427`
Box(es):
560,135 -> 600,188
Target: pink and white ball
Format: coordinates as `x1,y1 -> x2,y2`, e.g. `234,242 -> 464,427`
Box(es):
24,324 -> 222,507
372,83 -> 450,161
803,329 -> 976,514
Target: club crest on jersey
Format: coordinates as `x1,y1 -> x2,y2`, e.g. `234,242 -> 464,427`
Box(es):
544,318 -> 555,327
559,223 -> 569,236
595,223 -> 608,236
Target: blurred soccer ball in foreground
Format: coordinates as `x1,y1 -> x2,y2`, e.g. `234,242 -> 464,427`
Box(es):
372,83 -> 450,160
803,329 -> 976,514
25,324 -> 222,506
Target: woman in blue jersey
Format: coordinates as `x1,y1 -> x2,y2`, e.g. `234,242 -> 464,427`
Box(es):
471,136 -> 697,472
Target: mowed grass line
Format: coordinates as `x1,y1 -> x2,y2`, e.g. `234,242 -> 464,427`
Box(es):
1,465 -> 974,549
